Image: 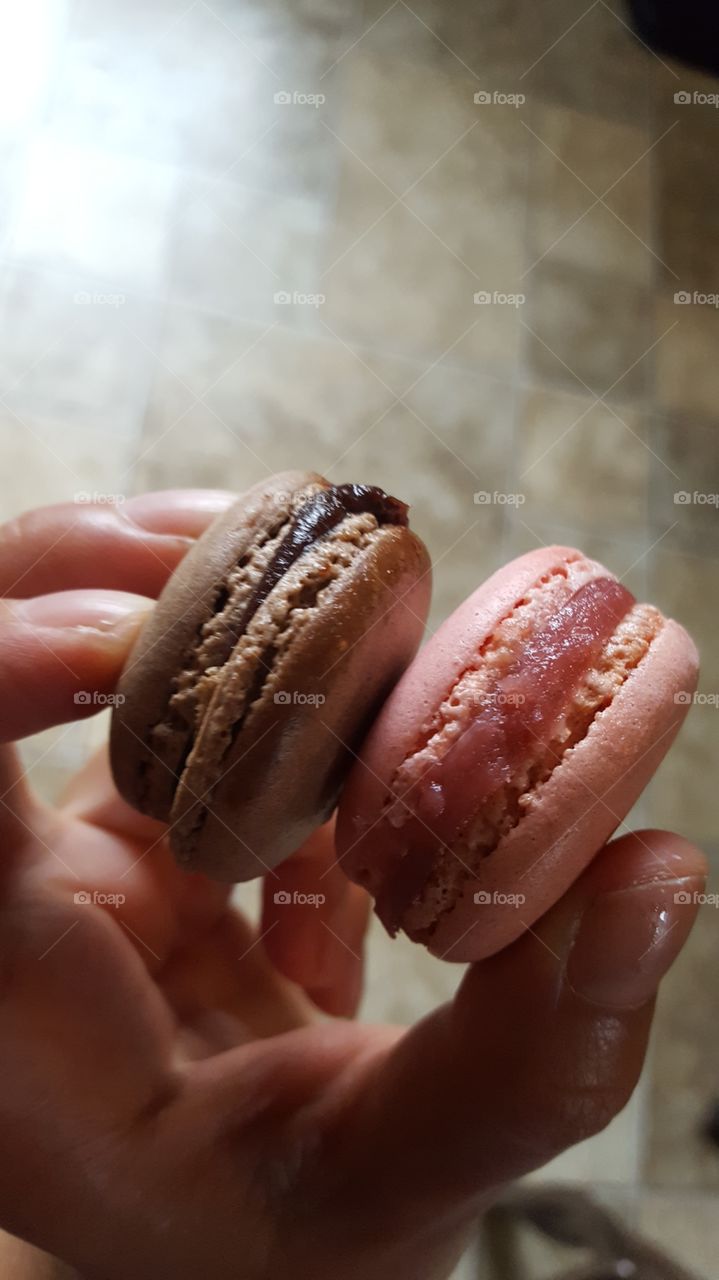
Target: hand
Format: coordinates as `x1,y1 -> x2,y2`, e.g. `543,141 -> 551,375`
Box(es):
0,494 -> 706,1280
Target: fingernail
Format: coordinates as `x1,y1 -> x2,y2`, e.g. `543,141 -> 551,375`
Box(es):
123,490 -> 235,537
567,875 -> 705,1010
9,592 -> 153,635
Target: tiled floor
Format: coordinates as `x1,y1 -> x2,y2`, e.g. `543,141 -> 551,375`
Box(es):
1,1 -> 718,1276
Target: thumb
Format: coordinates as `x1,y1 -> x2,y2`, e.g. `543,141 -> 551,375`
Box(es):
332,831 -> 706,1229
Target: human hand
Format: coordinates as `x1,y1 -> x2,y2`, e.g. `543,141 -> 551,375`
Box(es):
0,494 -> 706,1280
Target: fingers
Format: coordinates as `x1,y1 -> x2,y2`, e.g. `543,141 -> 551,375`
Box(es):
332,831 -> 706,1227
0,591 -> 153,743
0,490 -> 233,599
261,820 -> 371,1018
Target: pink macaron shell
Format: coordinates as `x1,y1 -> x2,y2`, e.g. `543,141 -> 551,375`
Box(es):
336,546 -> 605,873
425,617 -> 698,961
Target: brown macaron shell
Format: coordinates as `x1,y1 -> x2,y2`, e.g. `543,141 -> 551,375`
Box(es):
110,471 -> 322,820
111,471 -> 431,881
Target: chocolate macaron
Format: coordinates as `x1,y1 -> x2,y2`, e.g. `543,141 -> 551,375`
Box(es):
110,471 -> 431,880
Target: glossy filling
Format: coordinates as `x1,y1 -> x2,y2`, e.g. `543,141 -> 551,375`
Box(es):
374,576 -> 636,934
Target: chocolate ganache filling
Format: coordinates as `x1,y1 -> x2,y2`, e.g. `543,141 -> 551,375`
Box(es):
237,483 -> 409,627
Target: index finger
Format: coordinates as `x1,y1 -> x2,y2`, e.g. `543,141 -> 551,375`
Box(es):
0,490 -> 234,599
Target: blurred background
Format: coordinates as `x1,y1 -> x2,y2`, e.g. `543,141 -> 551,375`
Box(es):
0,0 -> 717,1276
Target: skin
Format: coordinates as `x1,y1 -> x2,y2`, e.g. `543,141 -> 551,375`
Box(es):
0,492 -> 707,1280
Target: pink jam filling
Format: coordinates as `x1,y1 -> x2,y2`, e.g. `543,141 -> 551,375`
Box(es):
375,577 -> 635,934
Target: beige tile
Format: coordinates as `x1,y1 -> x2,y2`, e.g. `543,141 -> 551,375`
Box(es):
138,305 -> 511,628
641,848 -> 719,1191
638,1192 -> 719,1272
650,417 -> 719,555
167,177 -> 326,325
323,55 -> 527,372
137,307 -> 402,492
528,0 -> 652,125
644,709 -> 718,847
333,359 -> 513,631
359,0 -> 547,82
55,0 -> 348,197
653,77 -> 719,291
655,96 -> 719,212
0,412 -> 136,523
335,51 -> 527,196
504,519 -> 651,600
655,296 -> 719,423
5,134 -> 178,295
524,260 -> 652,402
656,201 -> 719,295
526,104 -> 653,285
359,916 -> 463,1024
644,550 -> 719,844
0,266 -> 159,435
324,197 -> 524,373
517,387 -> 650,535
649,549 -> 719,691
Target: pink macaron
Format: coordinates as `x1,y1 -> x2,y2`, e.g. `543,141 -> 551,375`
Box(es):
336,546 -> 699,962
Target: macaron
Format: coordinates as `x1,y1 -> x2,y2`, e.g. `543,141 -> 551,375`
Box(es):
336,546 -> 699,962
110,471 -> 431,880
